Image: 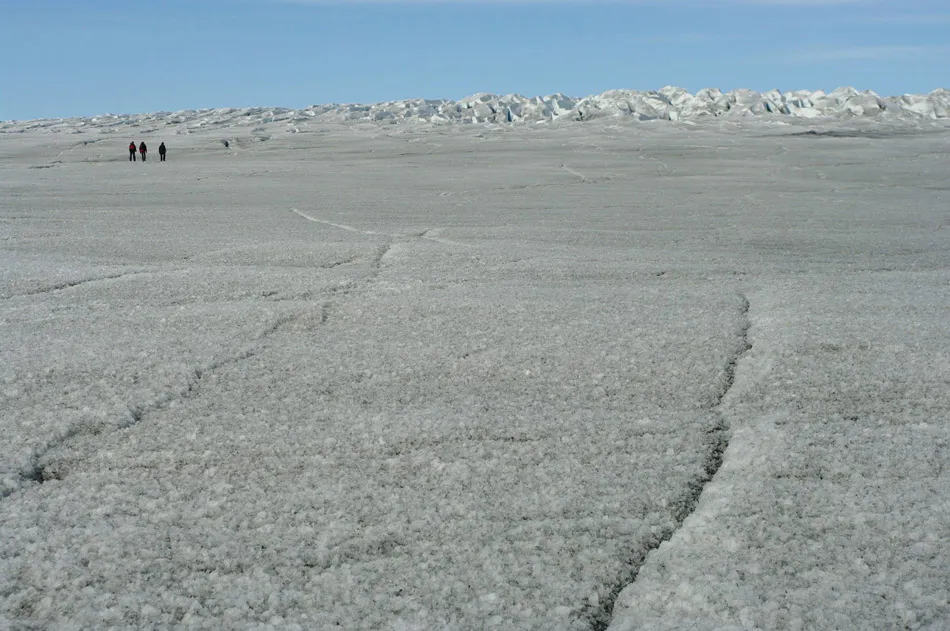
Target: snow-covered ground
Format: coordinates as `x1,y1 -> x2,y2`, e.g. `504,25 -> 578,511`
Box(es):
2,94 -> 949,630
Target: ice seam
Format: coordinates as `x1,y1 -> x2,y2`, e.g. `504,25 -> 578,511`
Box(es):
580,293 -> 751,631
1,313 -> 303,503
3,270 -> 151,300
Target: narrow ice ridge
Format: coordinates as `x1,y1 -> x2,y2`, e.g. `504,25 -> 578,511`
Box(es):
290,208 -> 386,236
292,207 -> 475,263
417,229 -> 473,248
560,164 -> 592,183
292,208 -> 473,248
581,294 -> 752,631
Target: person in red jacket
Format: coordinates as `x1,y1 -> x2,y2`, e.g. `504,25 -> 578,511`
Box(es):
129,141 -> 137,162
139,141 -> 148,162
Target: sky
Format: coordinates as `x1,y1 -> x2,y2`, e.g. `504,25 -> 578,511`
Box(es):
1,0 -> 948,120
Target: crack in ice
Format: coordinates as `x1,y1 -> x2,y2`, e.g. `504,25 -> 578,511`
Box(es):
1,312 -> 306,502
3,270 -> 153,300
581,293 -> 752,631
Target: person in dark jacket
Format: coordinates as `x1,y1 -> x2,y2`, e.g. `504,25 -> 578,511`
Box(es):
158,142 -> 166,162
139,141 -> 148,162
129,141 -> 137,161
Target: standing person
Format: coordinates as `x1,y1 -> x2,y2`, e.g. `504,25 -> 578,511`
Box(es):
158,142 -> 166,162
139,141 -> 148,162
129,141 -> 137,161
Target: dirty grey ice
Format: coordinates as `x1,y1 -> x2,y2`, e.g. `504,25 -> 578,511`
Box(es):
2,111 -> 949,630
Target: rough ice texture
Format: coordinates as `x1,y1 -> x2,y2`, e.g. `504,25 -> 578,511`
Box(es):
1,105 -> 949,630
2,87 -> 949,133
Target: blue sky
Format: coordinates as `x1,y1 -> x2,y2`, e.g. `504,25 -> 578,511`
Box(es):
1,0 -> 947,120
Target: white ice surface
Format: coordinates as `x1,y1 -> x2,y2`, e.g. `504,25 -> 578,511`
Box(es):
2,86 -> 948,132
2,110 -> 949,630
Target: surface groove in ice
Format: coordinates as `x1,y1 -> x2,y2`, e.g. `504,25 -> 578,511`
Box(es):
583,294 -> 753,631
3,311 -> 305,498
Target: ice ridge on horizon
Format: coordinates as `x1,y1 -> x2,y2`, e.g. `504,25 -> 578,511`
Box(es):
3,86 -> 949,131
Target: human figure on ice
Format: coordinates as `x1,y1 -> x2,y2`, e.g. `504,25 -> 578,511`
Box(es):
139,141 -> 148,162
128,141 -> 136,161
159,142 -> 166,162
